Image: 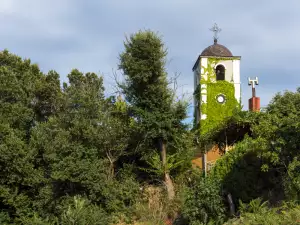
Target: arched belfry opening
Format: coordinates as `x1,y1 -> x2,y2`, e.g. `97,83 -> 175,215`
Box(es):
216,64 -> 225,81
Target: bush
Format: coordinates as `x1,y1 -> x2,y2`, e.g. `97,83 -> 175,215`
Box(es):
210,137 -> 285,206
134,184 -> 183,225
60,196 -> 110,225
181,171 -> 226,225
225,200 -> 300,225
284,157 -> 300,201
16,213 -> 58,225
0,212 -> 11,225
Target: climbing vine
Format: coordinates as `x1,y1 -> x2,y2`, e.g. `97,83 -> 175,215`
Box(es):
194,58 -> 240,136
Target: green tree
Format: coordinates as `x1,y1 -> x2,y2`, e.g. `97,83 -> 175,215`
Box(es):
254,89 -> 300,167
30,69 -> 139,221
0,50 -> 56,222
119,30 -> 189,199
208,88 -> 300,211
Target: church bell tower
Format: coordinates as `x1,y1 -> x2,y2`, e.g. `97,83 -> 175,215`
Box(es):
193,24 -> 241,135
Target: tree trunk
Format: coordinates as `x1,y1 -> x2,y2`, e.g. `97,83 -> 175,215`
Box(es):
109,162 -> 114,179
227,193 -> 235,216
159,139 -> 175,200
106,151 -> 115,179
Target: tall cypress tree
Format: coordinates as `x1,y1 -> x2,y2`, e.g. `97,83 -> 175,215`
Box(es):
119,30 -> 187,199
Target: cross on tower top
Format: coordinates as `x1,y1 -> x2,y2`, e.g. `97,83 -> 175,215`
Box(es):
209,23 -> 222,44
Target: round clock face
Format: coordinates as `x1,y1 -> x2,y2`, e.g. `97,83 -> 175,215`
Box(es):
216,94 -> 226,104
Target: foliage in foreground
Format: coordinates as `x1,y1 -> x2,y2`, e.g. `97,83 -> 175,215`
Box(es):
182,88 -> 300,224
0,30 -> 193,224
225,199 -> 300,225
0,49 -> 141,224
178,170 -> 226,225
211,89 -> 300,203
0,31 -> 300,225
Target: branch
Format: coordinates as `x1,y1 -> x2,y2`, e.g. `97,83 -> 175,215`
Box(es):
108,68 -> 124,97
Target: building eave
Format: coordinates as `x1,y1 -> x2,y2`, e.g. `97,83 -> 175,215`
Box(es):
192,55 -> 241,71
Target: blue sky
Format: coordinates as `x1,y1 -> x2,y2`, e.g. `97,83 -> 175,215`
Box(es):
1,0 -> 299,121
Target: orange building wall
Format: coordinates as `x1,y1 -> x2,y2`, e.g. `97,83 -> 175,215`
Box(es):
192,157 -> 203,168
207,145 -> 221,161
192,145 -> 231,170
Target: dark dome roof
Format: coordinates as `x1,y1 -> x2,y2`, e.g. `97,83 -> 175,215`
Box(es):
201,41 -> 233,57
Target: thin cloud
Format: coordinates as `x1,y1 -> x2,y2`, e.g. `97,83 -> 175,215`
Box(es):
1,0 -> 299,117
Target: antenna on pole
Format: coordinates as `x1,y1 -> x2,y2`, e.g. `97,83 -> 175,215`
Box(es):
209,23 -> 222,44
248,77 -> 259,97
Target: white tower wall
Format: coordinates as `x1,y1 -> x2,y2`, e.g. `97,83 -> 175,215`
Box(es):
193,56 -> 241,125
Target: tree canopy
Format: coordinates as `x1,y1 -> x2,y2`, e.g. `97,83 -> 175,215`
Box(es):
0,32 -> 299,225
119,30 -> 191,199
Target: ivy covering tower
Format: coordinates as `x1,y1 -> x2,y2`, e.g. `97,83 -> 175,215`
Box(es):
193,24 -> 241,136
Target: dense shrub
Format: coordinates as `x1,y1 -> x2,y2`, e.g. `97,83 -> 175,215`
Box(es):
284,158 -> 300,201
225,199 -> 300,225
60,196 -> 110,225
181,171 -> 226,225
209,137 -> 277,205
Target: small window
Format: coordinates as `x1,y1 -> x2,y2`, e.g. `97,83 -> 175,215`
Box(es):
215,65 -> 225,81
